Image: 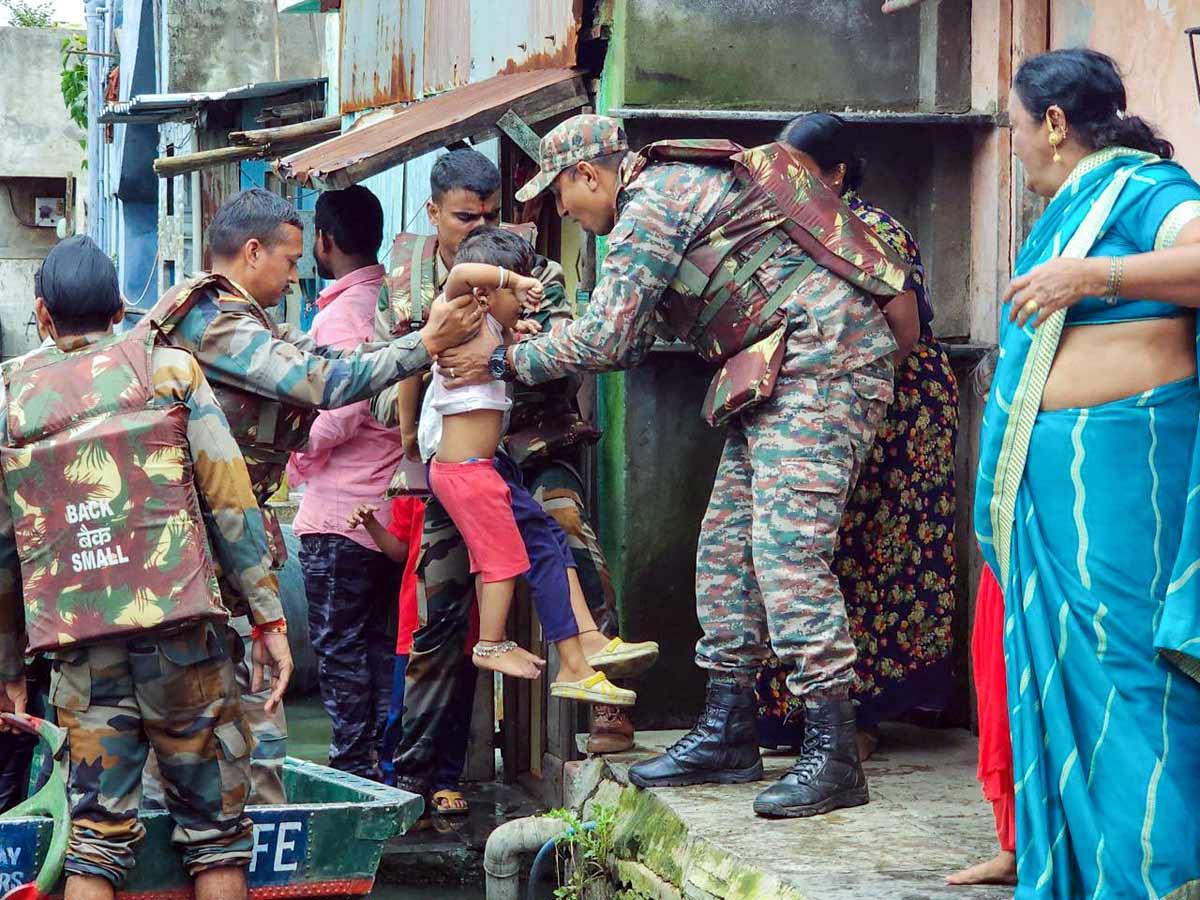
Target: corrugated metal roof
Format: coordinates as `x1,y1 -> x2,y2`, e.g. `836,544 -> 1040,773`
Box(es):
100,78 -> 326,124
276,68 -> 587,189
339,0 -> 579,114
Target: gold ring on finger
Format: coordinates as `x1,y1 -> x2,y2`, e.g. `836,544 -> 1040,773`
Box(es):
1023,299 -> 1040,314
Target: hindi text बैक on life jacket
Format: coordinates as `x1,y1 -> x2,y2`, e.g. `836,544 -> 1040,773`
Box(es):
65,500 -> 131,573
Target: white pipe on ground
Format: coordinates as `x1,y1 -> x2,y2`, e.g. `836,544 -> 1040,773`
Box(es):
882,0 -> 933,11
484,815 -> 568,900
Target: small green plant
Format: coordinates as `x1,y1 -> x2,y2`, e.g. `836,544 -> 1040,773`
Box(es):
547,804 -> 617,900
60,34 -> 88,163
2,0 -> 55,27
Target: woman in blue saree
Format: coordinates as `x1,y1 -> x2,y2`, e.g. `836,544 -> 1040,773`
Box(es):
975,49 -> 1200,898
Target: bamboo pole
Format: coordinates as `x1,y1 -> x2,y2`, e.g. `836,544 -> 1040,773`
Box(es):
152,131 -> 335,178
229,115 -> 341,147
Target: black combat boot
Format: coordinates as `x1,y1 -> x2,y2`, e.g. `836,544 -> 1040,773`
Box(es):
752,699 -> 868,818
628,677 -> 763,788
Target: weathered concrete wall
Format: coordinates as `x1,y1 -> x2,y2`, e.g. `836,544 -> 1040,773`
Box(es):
1049,0 -> 1200,174
0,260 -> 43,359
0,27 -> 86,177
165,0 -> 324,93
0,177 -> 70,358
0,27 -> 84,360
620,0 -> 972,113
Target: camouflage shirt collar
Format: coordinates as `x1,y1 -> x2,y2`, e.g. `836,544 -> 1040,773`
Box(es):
52,332 -> 113,353
202,270 -> 259,306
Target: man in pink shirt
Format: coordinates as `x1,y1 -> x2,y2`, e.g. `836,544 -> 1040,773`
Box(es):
289,185 -> 404,780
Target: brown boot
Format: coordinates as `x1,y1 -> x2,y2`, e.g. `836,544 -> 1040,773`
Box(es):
586,704 -> 635,754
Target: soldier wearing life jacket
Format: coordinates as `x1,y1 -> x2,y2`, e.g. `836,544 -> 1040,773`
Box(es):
140,189 -> 482,804
439,114 -> 913,819
0,236 -> 292,900
369,149 -> 636,815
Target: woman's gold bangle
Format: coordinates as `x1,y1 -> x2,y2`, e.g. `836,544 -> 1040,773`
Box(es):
1104,256 -> 1124,304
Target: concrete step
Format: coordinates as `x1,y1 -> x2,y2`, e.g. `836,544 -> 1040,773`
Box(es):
565,723 -> 1014,900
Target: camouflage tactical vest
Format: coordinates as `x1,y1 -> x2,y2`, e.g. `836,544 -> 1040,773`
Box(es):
380,223 -> 539,336
145,274 -> 316,567
0,330 -> 225,653
622,140 -> 910,364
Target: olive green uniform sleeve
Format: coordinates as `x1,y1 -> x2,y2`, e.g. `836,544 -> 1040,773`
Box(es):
173,295 -> 431,410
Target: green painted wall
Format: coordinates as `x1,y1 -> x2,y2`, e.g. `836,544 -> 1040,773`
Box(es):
594,3 -> 724,725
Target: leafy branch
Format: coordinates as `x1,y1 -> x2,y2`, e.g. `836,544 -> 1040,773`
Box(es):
547,805 -> 618,900
60,34 -> 89,165
1,0 -> 55,27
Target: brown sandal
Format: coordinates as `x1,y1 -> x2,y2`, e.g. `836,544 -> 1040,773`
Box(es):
431,789 -> 470,817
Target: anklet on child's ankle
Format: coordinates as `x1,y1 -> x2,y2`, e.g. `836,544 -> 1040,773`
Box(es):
473,640 -> 518,658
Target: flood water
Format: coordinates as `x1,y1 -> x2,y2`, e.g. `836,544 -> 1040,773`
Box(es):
289,697 -> 490,900
368,886 -> 482,898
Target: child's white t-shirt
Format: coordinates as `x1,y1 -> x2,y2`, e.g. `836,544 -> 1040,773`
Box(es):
417,313 -> 512,462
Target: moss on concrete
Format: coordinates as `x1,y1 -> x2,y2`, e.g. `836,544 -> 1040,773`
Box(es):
587,774 -> 803,900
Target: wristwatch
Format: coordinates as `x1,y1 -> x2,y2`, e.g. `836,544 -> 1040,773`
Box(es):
488,346 -> 516,382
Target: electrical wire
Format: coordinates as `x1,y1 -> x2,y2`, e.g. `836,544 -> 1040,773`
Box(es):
3,183 -> 38,228
129,249 -> 161,308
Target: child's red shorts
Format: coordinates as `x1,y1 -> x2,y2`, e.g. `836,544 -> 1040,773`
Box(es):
429,458 -> 530,583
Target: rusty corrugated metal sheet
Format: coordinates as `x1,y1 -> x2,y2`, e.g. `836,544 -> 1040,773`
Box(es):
340,0 -> 579,114
339,0 -> 423,113
279,68 -> 586,189
482,0 -> 581,79
423,0 -> 470,95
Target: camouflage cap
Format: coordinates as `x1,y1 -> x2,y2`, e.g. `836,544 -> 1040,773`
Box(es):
515,115 -> 629,202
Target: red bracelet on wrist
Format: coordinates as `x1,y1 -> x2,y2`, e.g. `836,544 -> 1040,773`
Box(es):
251,618 -> 288,640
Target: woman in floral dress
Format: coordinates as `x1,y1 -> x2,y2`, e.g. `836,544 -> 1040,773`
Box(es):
756,114 -> 959,760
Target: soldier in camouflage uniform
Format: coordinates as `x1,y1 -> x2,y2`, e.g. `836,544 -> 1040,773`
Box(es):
440,116 -> 909,818
0,236 -> 292,900
370,149 -> 626,808
141,189 -> 482,803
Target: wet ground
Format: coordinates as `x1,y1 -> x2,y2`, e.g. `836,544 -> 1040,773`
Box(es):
368,886 -> 481,898
594,723 -> 1013,899
289,695 -> 539,899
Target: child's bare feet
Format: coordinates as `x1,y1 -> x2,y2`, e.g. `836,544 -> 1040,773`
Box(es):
946,851 -> 1017,885
472,641 -> 542,679
514,646 -> 547,669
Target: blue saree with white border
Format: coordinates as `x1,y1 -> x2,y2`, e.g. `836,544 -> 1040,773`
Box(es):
974,147 -> 1200,899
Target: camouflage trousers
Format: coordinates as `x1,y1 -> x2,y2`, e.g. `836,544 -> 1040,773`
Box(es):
144,619 -> 288,806
49,621 -> 253,886
229,617 -> 288,803
392,457 -> 616,795
695,339 -> 892,702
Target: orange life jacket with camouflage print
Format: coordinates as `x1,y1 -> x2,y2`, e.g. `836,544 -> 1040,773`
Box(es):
0,329 -> 224,652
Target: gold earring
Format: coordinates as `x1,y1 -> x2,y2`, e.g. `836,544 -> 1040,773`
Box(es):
1049,130 -> 1064,164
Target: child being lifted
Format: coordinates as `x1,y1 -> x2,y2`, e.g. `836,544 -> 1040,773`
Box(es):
415,226 -> 655,704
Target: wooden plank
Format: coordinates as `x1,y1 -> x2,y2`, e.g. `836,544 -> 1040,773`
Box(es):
464,670 -> 496,782
320,76 -> 588,189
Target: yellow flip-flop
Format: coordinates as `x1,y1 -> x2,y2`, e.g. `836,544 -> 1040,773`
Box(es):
432,789 -> 470,817
550,672 -> 636,707
586,637 -> 660,679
